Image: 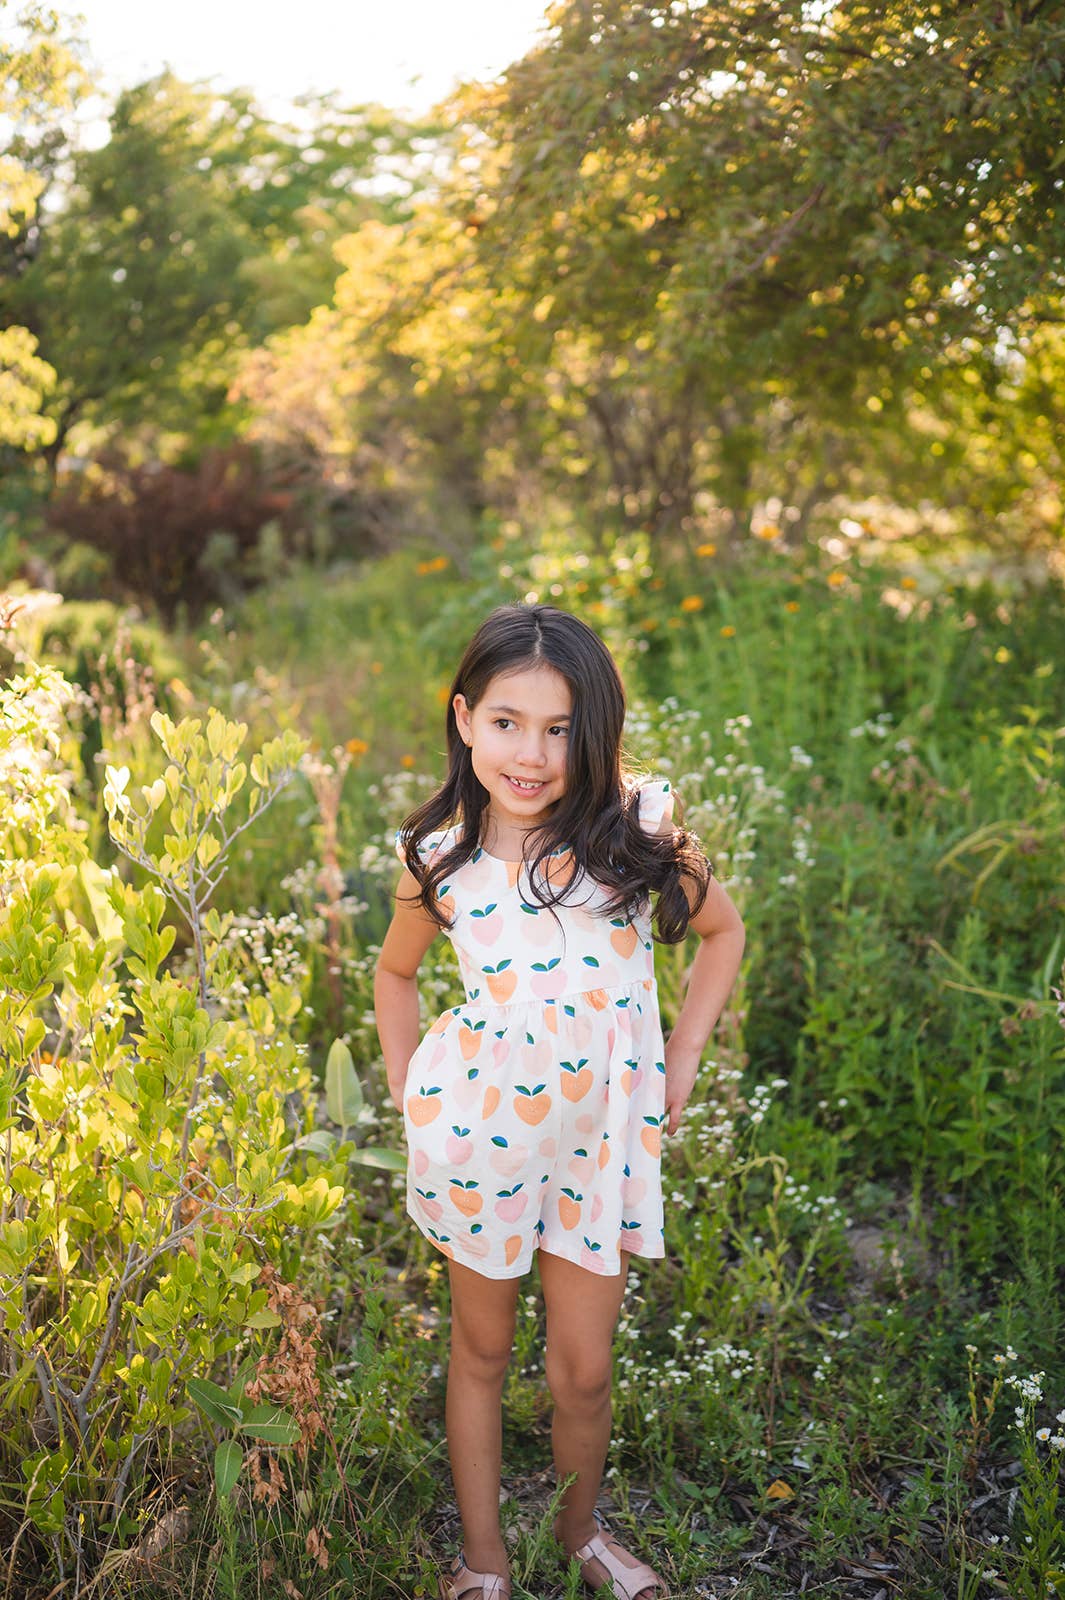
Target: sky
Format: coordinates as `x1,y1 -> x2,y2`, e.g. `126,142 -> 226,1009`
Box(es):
71,0 -> 554,129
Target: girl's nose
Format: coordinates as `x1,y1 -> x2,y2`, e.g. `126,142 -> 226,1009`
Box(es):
516,738 -> 548,767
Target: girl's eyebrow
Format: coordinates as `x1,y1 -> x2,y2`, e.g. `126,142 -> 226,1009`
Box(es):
486,704 -> 571,721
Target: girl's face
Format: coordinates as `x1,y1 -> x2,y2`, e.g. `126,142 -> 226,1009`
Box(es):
453,664 -> 572,832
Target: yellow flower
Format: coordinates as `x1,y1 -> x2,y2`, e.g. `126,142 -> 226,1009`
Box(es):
345,738 -> 369,757
680,595 -> 704,612
696,542 -> 717,557
720,624 -> 736,638
784,600 -> 800,613
370,661 -> 383,675
642,617 -> 659,631
994,647 -> 1012,663
827,570 -> 847,588
901,576 -> 917,591
436,683 -> 451,704
400,754 -> 416,768
416,554 -> 449,575
755,523 -> 781,541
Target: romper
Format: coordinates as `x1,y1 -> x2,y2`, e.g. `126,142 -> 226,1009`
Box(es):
394,779 -> 675,1280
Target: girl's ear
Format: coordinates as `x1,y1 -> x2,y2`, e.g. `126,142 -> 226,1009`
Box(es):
452,692 -> 473,745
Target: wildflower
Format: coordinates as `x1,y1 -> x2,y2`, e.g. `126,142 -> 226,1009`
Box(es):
755,523 -> 781,541
696,542 -> 717,557
680,595 -> 704,612
901,576 -> 917,590
827,570 -> 847,588
784,600 -> 800,612
994,646 -> 1012,663
401,754 -> 415,769
346,738 -> 369,757
1051,1436 -> 1065,1450
720,625 -> 736,638
1036,1428 -> 1051,1442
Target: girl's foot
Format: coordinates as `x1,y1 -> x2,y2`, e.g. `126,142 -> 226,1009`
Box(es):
554,1511 -> 668,1600
440,1548 -> 511,1600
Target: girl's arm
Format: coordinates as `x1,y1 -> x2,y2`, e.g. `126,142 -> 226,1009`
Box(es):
374,867 -> 442,1113
664,870 -> 746,1137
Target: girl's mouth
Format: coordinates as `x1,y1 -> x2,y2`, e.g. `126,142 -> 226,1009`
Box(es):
505,775 -> 546,794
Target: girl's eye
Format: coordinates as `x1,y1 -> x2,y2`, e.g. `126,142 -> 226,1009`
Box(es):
491,718 -> 568,735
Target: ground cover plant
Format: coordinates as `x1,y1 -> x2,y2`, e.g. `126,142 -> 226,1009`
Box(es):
3,521 -> 1063,1599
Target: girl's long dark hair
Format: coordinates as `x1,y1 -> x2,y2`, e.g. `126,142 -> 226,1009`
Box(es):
395,603 -> 711,941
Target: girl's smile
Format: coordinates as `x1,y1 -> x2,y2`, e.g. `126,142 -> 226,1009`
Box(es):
453,665 -> 572,842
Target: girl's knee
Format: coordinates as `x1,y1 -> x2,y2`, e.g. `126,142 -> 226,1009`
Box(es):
451,1330 -> 514,1386
544,1345 -> 612,1409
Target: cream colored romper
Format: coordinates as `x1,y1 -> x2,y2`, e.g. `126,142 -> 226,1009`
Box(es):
395,779 -> 674,1280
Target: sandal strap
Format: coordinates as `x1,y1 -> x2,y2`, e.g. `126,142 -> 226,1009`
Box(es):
572,1518 -> 664,1600
442,1552 -> 511,1600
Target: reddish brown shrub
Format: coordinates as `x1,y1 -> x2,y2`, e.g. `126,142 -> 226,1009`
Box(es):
44,443 -> 305,618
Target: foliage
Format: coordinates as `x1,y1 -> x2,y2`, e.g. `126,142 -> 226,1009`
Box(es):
0,669 -> 355,1588
42,442 -> 311,617
0,1 -> 86,455
7,70 -> 446,464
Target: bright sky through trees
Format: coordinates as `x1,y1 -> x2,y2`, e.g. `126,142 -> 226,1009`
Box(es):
72,0 -> 553,117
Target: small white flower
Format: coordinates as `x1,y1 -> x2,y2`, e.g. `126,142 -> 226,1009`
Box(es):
1036,1427 -> 1051,1442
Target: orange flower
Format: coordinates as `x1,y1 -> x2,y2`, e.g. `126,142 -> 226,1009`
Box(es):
345,737 -> 369,757
784,600 -> 800,613
680,595 -> 704,612
435,683 -> 451,704
827,570 -> 847,588
755,523 -> 781,541
720,624 -> 736,638
400,754 -> 416,768
901,576 -> 917,590
696,542 -> 717,557
416,555 -> 449,575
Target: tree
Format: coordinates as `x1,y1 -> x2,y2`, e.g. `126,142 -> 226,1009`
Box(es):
0,1 -> 86,455
442,0 -> 1065,540
7,72 -> 445,466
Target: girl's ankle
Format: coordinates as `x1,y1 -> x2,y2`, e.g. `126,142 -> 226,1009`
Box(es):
460,1540 -> 509,1575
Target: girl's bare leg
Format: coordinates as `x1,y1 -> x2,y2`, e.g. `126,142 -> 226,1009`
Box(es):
540,1251 -> 658,1594
444,1258 -> 521,1576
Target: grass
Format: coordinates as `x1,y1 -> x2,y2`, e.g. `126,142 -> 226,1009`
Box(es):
10,523 -> 1065,1598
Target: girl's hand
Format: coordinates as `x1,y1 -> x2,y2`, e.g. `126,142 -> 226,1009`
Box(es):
387,1072 -> 407,1116
663,1036 -> 702,1137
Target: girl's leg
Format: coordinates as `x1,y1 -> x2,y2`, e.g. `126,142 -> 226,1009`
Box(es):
444,1258 -> 521,1578
540,1251 -> 661,1597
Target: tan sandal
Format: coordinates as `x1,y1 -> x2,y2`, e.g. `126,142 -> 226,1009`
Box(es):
567,1510 -> 669,1600
439,1549 -> 511,1600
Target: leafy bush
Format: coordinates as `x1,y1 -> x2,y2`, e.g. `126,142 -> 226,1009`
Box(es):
0,673 -> 354,1590
43,444 -> 310,618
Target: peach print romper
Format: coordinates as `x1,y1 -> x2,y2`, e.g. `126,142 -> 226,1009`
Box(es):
395,779 -> 675,1280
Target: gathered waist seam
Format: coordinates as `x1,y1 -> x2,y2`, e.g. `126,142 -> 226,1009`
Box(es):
453,978 -> 655,1015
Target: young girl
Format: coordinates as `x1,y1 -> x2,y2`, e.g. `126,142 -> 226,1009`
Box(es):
374,603 -> 745,1600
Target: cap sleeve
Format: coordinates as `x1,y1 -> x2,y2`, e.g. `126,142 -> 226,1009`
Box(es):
636,779 -> 675,837
394,826 -> 449,866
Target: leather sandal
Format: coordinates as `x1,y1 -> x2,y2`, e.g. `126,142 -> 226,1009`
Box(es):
439,1548 -> 511,1600
568,1510 -> 669,1600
